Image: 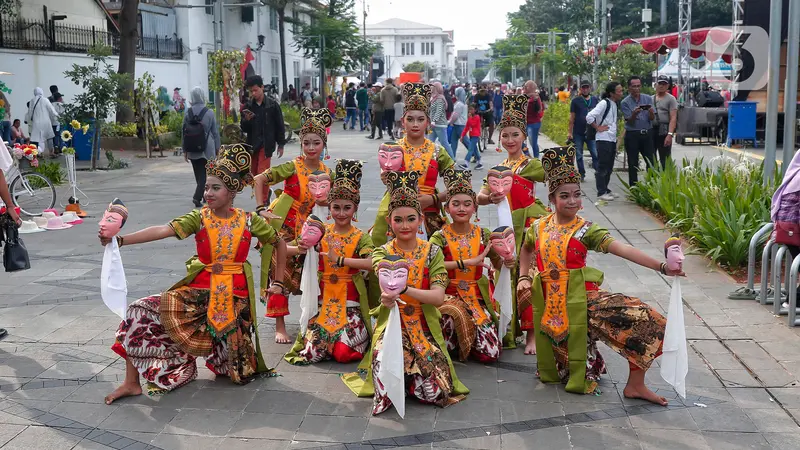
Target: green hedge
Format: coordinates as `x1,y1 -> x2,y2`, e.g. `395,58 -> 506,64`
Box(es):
541,100 -> 626,150
281,103 -> 301,130
624,158 -> 777,268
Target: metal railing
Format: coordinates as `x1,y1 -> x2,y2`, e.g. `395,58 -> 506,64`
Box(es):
0,17 -> 183,60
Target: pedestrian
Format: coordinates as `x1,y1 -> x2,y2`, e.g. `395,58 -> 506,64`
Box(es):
11,119 -> 29,145
492,86 -> 504,131
586,82 -> 623,202
473,85 -> 495,145
652,75 -> 678,169
51,93 -> 65,154
448,86 -> 468,159
47,85 -> 59,103
539,87 -> 550,103
393,93 -> 404,139
241,75 -> 286,201
427,81 -> 454,158
621,76 -> 656,186
460,105 -> 483,169
24,87 -> 58,158
286,84 -> 298,106
326,95 -> 336,116
524,81 -> 543,158
380,78 -> 398,139
0,89 -> 11,144
182,86 -> 220,208
156,86 -> 173,121
173,87 -> 185,113
557,86 -> 570,104
567,80 -> 600,181
0,138 -> 22,340
367,83 -> 384,140
344,82 -> 358,130
356,82 -> 369,131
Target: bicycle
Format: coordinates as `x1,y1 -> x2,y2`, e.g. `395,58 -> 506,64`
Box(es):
4,150 -> 56,217
478,111 -> 492,153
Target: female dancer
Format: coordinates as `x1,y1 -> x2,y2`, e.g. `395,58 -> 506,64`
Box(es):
518,146 -> 682,405
343,171 -> 468,415
431,168 -> 508,362
285,159 -> 374,364
476,94 -> 548,352
253,108 -> 332,343
104,144 -> 287,404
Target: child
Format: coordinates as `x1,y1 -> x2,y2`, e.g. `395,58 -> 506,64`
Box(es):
326,95 -> 335,116
393,93 -> 404,139
460,105 -> 483,170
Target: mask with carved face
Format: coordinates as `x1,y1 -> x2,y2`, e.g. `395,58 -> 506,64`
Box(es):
664,234 -> 685,272
308,171 -> 332,202
299,214 -> 325,247
490,226 -> 516,260
487,166 -> 513,197
377,255 -> 410,297
99,198 -> 128,239
378,142 -> 404,172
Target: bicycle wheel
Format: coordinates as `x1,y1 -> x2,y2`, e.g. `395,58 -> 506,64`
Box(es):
10,172 -> 56,216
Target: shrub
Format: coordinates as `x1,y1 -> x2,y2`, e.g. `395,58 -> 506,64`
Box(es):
31,160 -> 65,186
281,104 -> 301,130
161,110 -> 184,136
540,101 -> 625,150
623,157 -> 777,268
101,122 -> 137,138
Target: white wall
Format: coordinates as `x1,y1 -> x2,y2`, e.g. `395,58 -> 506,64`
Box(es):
20,0 -> 107,30
174,0 -> 212,95
0,48 -> 188,122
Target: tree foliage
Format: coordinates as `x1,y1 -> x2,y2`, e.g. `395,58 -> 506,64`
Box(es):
597,44 -> 657,91
472,68 -> 489,84
403,61 -> 425,73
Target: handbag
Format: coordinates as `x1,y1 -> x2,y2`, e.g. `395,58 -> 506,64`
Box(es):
1,216 -> 30,272
775,221 -> 800,247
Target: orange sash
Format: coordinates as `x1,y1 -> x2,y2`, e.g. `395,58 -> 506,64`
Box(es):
441,224 -> 490,326
400,138 -> 436,195
391,238 -> 434,355
201,208 -> 246,336
316,225 -> 362,335
537,216 -> 585,343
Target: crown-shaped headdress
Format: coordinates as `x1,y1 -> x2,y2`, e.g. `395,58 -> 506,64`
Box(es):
402,83 -> 432,115
442,167 -> 476,204
384,170 -> 421,213
299,107 -> 333,146
541,146 -> 581,194
205,144 -> 253,192
328,159 -> 364,206
498,94 -> 529,136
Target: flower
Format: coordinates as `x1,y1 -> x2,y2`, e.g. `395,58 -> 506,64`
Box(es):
30,158 -> 39,168
70,119 -> 81,129
82,124 -> 89,134
61,130 -> 73,142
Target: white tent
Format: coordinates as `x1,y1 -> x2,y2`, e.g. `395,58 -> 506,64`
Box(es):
654,50 -> 732,80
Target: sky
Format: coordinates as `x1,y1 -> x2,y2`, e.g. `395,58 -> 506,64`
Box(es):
359,0 -> 522,50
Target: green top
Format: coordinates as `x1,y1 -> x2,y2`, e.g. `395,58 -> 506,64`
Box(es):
523,217 -> 615,254
261,160 -> 298,186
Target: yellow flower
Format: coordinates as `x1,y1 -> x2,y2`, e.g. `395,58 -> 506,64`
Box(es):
82,125 -> 89,134
70,120 -> 81,129
61,130 -> 73,142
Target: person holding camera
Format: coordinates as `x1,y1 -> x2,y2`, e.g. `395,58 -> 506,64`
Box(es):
620,76 -> 655,187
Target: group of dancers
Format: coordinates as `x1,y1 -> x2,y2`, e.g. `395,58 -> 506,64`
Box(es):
102,82 -> 685,414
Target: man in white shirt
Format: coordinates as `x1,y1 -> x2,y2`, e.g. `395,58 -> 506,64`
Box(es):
0,140 -> 22,340
585,82 -> 623,201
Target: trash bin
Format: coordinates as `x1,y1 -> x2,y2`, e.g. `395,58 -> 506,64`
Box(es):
727,101 -> 757,147
70,119 -> 97,161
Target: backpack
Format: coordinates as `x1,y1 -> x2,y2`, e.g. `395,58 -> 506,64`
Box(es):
183,107 -> 210,154
585,99 -> 610,141
345,89 -> 356,107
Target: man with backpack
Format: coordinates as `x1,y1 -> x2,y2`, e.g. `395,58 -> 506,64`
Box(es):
241,75 -> 287,201
586,81 -> 623,202
182,87 -> 221,208
344,82 -> 358,130
356,82 -> 369,131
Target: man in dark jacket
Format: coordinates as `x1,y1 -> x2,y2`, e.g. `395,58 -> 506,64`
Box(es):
356,82 -> 369,131
241,75 -> 286,200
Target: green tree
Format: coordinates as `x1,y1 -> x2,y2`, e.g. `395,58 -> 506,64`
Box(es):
63,45 -> 131,170
403,61 -> 425,73
472,67 -> 489,83
116,0 -> 140,123
597,44 -> 657,91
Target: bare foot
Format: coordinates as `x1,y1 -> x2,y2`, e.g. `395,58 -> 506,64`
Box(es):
524,332 -> 537,355
275,331 -> 292,344
104,382 -> 142,405
623,384 -> 668,406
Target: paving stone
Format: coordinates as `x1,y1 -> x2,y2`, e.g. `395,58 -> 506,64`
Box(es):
245,390 -> 315,415
363,417 -> 434,440
568,424 -> 644,449
1,425 -> 83,450
637,428 -> 712,450
689,404 -> 758,432
744,408 -> 800,432
163,408 -> 240,436
294,415 -> 369,443
151,433 -> 224,450
227,412 -> 304,440
181,386 -> 257,411
97,405 -> 179,433
702,431 -> 772,449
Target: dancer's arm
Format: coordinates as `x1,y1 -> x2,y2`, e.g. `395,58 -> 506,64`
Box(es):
608,241 -> 684,277
111,225 -> 175,247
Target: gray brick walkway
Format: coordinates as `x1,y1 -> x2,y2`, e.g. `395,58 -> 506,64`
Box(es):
1,127 -> 799,449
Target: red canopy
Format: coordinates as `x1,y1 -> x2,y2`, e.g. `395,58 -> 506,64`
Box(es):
588,27 -> 733,63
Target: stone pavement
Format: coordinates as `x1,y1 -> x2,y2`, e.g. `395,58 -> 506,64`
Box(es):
1,125 -> 800,449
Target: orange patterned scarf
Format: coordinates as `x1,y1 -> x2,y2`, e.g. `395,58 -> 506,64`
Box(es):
202,208 -> 246,336
317,225 -> 362,335
441,224 -> 490,326
391,238 -> 434,355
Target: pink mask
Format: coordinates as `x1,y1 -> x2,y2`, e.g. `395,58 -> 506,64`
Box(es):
378,143 -> 404,172
99,211 -> 124,239
299,215 -> 325,247
308,171 -> 331,202
665,236 -> 685,272
487,166 -> 513,196
377,258 -> 410,296
490,227 -> 516,260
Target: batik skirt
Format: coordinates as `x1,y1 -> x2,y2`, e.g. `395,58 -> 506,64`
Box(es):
440,295 -> 500,363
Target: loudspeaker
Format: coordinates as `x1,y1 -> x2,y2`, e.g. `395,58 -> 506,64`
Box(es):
697,91 -> 724,108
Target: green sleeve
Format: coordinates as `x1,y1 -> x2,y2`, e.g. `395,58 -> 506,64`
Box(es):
168,210 -> 202,240
428,245 -> 449,289
523,221 -> 537,250
250,214 -> 279,245
581,223 -> 615,254
356,233 -> 374,258
428,230 -> 446,250
262,160 -> 296,186
436,146 -> 455,171
520,158 -> 545,183
372,244 -> 389,272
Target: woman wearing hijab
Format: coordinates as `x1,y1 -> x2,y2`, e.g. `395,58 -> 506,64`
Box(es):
427,82 -> 455,159
772,150 -> 800,307
448,87 -> 468,159
183,87 -> 221,208
24,88 -> 59,158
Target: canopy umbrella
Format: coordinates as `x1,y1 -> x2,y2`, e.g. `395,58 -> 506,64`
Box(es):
588,27 -> 734,63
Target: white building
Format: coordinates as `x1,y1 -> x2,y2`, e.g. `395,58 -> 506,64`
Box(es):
363,19 -> 456,82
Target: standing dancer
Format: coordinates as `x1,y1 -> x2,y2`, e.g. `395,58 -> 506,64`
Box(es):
343,171 -> 468,416
253,108 -> 332,343
431,168 -> 507,363
285,160 -> 374,364
103,144 -> 287,404
518,146 -> 682,404
477,94 -> 548,352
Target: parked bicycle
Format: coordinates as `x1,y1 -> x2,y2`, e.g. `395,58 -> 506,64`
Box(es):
4,148 -> 56,216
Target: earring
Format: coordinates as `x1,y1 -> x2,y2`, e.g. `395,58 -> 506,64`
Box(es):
353,211 -> 358,222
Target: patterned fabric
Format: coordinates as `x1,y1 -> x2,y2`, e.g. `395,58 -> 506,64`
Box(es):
206,144 -> 253,193
316,225 -> 365,334
441,311 -> 500,363
201,207 -> 246,336
777,192 -> 800,223
402,82 -> 432,114
442,167 -> 476,204
384,171 -> 422,214
498,94 -> 529,135
541,146 -> 582,194
439,224 -> 491,328
300,107 -> 333,146
299,307 -> 369,363
328,159 -> 364,206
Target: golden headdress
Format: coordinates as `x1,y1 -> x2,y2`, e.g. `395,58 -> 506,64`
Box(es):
328,159 -> 364,206
402,83 -> 432,115
206,144 -> 253,192
106,198 -> 128,227
541,146 -> 581,194
384,170 -> 421,214
498,94 -> 529,136
442,167 -> 476,204
300,107 -> 333,146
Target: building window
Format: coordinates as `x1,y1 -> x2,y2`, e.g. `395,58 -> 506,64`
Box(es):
401,42 -> 415,56
205,0 -> 213,15
241,5 -> 254,23
293,61 -> 300,89
270,7 -> 278,31
271,58 -> 280,88
421,42 -> 434,56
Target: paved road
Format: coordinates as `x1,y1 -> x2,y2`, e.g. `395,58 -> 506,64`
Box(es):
1,126 -> 800,449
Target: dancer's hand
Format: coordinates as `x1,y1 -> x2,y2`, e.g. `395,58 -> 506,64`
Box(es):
380,292 -> 399,308
503,258 -> 516,269
517,278 -> 532,292
665,267 -> 686,277
267,282 -> 283,295
296,243 -> 309,254
489,192 -> 505,204
99,232 -> 112,246
259,210 -> 282,221
465,246 -> 492,267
